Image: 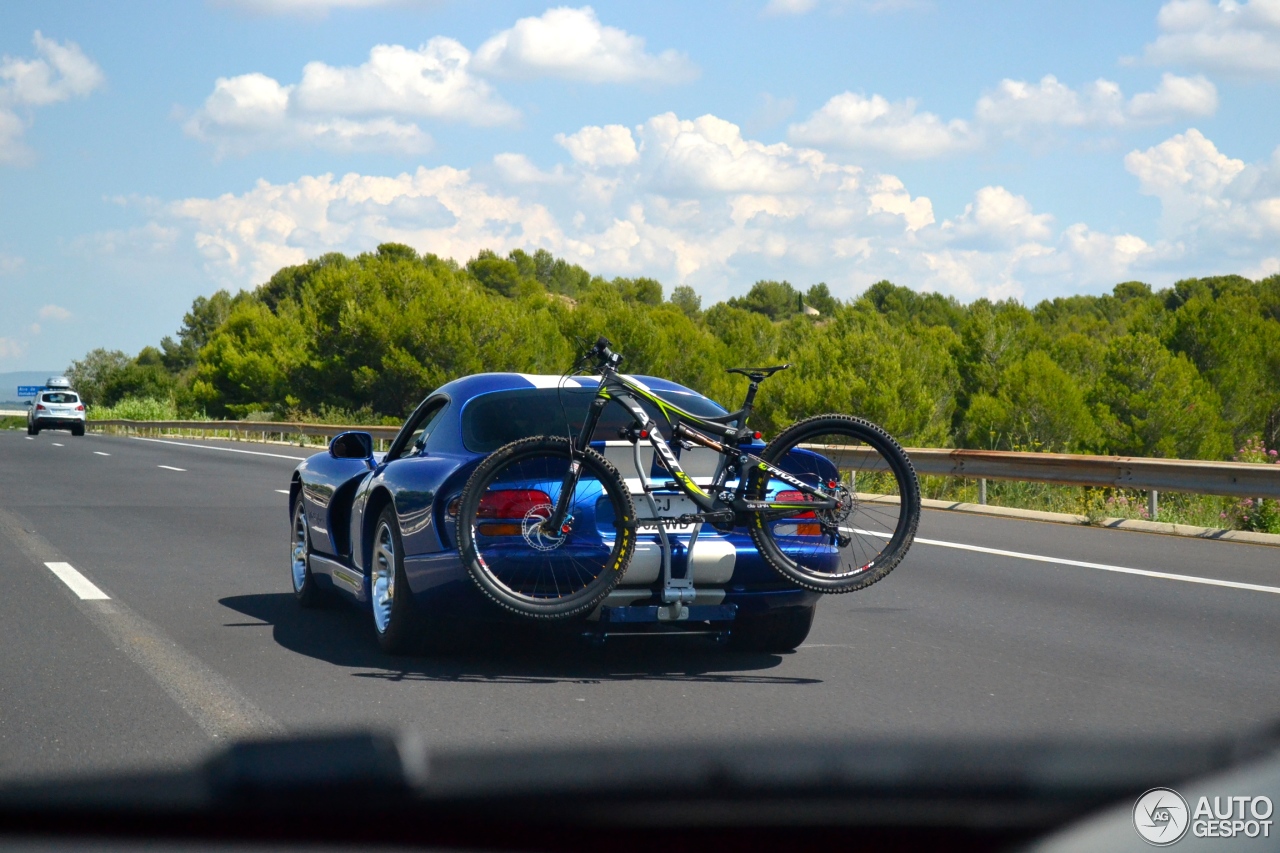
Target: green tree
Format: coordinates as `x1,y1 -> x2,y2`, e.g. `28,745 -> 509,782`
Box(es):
669,284 -> 702,319
961,351 -> 1099,451
727,280 -> 801,320
1091,333 -> 1231,459
65,348 -> 131,406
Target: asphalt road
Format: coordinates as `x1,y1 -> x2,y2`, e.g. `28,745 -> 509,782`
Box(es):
2,427 -> 1278,784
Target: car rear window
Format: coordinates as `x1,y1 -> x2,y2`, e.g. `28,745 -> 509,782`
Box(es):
462,386 -> 728,453
40,392 -> 79,404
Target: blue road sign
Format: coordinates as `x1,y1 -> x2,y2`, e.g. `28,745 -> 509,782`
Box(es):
17,386 -> 41,397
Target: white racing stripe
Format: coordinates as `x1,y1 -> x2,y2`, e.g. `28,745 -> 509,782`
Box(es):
157,464 -> 186,472
131,436 -> 308,461
844,526 -> 1280,596
43,562 -> 110,600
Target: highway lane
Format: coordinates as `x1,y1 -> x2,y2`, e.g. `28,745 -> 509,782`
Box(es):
2,427 -> 1279,784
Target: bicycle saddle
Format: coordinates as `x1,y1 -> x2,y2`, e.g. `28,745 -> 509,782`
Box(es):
727,364 -> 792,382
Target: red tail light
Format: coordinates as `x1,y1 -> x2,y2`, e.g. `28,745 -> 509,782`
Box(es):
777,490 -> 820,536
35,404 -> 45,410
476,489 -> 551,536
76,404 -> 85,411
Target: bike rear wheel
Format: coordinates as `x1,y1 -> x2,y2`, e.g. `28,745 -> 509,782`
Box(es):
747,414 -> 920,593
457,436 -> 637,619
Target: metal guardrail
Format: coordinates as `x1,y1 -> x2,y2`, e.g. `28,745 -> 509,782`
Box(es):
818,446 -> 1280,500
88,419 -> 401,441
83,420 -> 1280,501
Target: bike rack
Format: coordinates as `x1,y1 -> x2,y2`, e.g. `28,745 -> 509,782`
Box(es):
632,438 -> 696,619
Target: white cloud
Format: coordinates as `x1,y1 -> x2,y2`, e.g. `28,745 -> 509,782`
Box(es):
1244,256 -> 1280,279
0,32 -> 104,164
220,0 -> 418,15
0,337 -> 25,360
0,252 -> 23,274
473,6 -> 696,83
975,73 -> 1216,134
788,92 -> 977,158
151,109 -> 1174,303
1124,128 -> 1246,233
556,124 -> 639,167
37,304 -> 71,321
1123,129 -> 1280,271
185,38 -> 514,155
1127,72 -> 1218,120
166,167 -> 563,285
492,152 -> 567,184
942,186 -> 1054,244
763,0 -> 819,14
1142,0 -> 1280,78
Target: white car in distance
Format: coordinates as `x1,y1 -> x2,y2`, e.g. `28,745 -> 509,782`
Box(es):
27,377 -> 86,436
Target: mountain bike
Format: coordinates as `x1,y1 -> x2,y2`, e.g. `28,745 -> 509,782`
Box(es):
457,337 -> 921,618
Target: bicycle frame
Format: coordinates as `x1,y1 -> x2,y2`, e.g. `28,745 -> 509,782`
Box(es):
544,361 -> 839,536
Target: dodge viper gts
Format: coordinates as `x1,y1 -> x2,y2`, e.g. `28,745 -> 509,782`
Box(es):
289,372 -> 820,653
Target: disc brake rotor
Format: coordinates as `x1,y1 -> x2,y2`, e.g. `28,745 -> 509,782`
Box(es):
522,504 -> 568,551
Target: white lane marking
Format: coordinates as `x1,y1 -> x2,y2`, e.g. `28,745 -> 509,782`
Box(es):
131,436 -> 308,461
52,442 -> 64,447
94,451 -> 111,456
157,464 -> 186,472
897,532 -> 1280,596
24,436 -> 34,440
275,489 -> 290,494
43,562 -> 110,600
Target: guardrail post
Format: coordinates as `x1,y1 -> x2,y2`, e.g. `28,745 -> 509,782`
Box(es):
1148,489 -> 1158,520
978,478 -> 987,505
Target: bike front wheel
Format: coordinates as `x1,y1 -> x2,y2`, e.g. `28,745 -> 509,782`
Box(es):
747,414 -> 920,593
457,436 -> 637,619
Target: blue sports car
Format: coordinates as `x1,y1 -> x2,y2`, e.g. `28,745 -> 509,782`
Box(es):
289,372 -> 822,654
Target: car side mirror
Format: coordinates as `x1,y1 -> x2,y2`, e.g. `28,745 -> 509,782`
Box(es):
329,431 -> 374,463
24,400 -> 33,408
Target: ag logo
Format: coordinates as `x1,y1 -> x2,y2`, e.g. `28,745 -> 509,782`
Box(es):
1134,787 -> 1190,845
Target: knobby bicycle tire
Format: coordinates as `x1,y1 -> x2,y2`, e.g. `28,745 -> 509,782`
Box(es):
457,436 -> 637,619
747,414 -> 921,593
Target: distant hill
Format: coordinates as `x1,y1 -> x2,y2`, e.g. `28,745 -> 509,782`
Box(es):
0,371 -> 60,405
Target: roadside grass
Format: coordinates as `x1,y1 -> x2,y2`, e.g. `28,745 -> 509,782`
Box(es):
917,475 -> 1270,532
1,416 -> 25,430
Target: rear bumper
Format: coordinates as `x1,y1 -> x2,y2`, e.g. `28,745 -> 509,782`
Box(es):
33,417 -> 85,428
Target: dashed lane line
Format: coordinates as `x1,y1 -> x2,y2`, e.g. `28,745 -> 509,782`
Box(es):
131,435 -> 308,461
51,442 -> 64,447
275,489 -> 290,494
93,451 -> 111,456
43,562 -> 110,600
0,507 -> 282,741
157,465 -> 187,472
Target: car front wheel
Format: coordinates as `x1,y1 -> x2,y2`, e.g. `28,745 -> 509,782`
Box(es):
370,507 -> 420,654
290,498 -> 325,607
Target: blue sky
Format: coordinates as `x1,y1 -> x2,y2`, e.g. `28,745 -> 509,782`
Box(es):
2,0 -> 1279,371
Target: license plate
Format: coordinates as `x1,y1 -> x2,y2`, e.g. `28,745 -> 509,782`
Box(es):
637,492 -> 698,522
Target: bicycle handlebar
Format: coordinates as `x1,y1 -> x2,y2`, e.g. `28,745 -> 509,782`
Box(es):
587,336 -> 621,370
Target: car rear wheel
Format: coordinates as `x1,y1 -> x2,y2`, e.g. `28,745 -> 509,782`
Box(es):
371,507 -> 420,655
71,424 -> 84,437
26,422 -> 35,435
290,498 -> 325,608
729,606 -> 815,653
